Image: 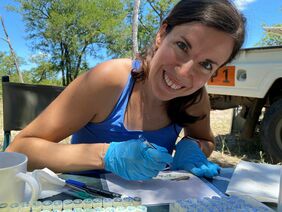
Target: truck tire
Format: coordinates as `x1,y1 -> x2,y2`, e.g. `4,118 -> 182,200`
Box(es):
260,99 -> 282,161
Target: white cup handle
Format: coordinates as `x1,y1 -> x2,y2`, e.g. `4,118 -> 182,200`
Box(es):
16,172 -> 40,202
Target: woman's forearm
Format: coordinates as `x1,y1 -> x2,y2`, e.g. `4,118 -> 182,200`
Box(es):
6,136 -> 109,172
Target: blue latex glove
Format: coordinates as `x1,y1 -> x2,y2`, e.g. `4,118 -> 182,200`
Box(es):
172,138 -> 221,178
104,139 -> 173,180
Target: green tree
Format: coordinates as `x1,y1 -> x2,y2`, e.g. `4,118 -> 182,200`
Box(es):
0,51 -> 26,82
101,1 -> 133,58
257,24 -> 282,47
11,0 -> 128,85
106,0 -> 177,58
0,52 -> 15,76
25,53 -> 60,85
137,0 -> 177,51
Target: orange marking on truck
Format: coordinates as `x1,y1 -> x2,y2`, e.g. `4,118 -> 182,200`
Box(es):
208,66 -> 235,86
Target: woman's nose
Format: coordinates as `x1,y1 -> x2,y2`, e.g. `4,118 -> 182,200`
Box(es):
175,60 -> 194,77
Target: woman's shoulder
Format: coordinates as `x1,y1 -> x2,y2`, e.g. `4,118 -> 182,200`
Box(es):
67,58 -> 133,106
69,58 -> 133,122
87,58 -> 132,89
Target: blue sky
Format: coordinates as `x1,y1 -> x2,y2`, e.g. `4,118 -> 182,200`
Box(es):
0,0 -> 281,70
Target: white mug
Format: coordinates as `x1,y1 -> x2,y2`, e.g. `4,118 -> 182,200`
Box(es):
0,152 -> 40,203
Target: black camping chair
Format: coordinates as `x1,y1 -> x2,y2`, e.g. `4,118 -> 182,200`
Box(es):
1,76 -> 65,151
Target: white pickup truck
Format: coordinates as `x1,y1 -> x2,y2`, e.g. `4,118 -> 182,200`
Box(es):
206,45 -> 282,162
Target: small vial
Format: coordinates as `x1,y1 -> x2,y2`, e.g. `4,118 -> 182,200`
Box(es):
19,202 -> 31,212
73,199 -> 83,209
122,197 -> 133,207
84,209 -> 95,212
31,201 -> 42,212
196,199 -> 209,209
42,200 -> 53,210
94,207 -> 105,212
126,206 -> 137,211
92,198 -> 103,208
258,206 -> 272,212
177,199 -> 197,211
73,208 -> 84,212
104,207 -> 115,212
115,206 -> 126,211
102,198 -> 112,208
63,199 -> 73,210
112,197 -> 122,207
132,197 -> 142,206
53,200 -> 63,211
83,199 -> 93,209
9,203 -> 20,212
211,196 -> 221,201
0,203 -> 8,212
136,205 -> 147,212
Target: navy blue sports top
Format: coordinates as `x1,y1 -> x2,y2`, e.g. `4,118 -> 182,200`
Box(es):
71,63 -> 182,154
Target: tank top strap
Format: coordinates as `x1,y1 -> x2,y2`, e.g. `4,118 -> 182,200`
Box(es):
106,60 -> 137,121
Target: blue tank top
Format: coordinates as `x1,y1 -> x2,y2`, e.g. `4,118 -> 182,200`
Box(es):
71,65 -> 182,154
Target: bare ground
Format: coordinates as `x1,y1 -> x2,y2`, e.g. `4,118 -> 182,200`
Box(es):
208,109 -> 241,167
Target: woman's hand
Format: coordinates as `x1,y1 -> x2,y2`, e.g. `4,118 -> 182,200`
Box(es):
104,139 -> 173,180
172,138 -> 220,178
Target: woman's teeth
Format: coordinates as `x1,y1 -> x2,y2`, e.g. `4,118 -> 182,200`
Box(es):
164,72 -> 182,90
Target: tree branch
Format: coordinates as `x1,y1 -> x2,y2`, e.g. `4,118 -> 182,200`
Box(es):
146,0 -> 161,17
138,17 -> 152,36
0,16 -> 24,82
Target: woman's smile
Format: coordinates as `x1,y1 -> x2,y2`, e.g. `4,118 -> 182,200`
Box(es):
163,70 -> 184,90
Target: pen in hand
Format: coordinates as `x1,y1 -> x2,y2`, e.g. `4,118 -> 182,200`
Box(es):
139,135 -> 157,149
139,135 -> 171,170
143,140 -> 157,150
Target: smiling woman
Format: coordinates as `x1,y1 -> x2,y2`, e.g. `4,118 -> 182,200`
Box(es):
147,23 -> 234,101
7,0 -> 246,181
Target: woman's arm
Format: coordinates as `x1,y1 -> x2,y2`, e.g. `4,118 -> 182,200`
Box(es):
183,87 -> 215,157
172,88 -> 220,178
6,59 -> 131,172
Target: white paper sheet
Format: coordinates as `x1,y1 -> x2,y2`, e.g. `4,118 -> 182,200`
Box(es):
103,171 -> 220,205
226,160 -> 281,203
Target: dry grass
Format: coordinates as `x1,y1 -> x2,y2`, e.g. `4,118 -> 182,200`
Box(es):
210,109 -> 234,136
209,109 -> 276,166
209,109 -> 241,167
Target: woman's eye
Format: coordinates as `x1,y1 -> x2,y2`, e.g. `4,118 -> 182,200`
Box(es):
176,41 -> 188,52
200,61 -> 213,72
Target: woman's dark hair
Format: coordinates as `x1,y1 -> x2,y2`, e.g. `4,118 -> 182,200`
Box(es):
132,0 -> 246,127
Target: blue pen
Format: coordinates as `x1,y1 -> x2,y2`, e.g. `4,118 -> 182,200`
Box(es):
65,179 -> 122,198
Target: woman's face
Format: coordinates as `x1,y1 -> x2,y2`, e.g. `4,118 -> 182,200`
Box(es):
148,23 -> 234,101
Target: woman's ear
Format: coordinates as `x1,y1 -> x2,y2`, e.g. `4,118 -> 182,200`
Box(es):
155,23 -> 168,48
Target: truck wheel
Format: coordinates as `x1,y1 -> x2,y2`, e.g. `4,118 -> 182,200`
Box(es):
260,99 -> 282,161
